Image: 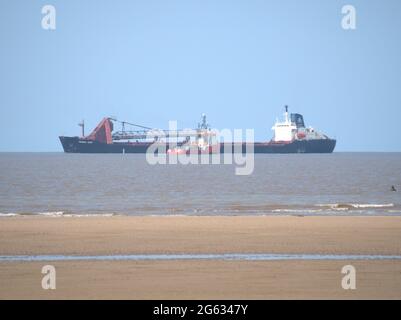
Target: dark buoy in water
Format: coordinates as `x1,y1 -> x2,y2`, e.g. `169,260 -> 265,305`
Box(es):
391,185 -> 397,192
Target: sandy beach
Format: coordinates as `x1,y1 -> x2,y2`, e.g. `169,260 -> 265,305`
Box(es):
1,216 -> 401,299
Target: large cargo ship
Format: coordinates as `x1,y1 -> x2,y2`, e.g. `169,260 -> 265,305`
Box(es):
59,107 -> 336,154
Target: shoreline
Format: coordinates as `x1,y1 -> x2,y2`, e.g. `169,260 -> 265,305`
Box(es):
1,212 -> 401,217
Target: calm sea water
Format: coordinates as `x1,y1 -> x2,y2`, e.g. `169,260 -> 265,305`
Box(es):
0,153 -> 400,216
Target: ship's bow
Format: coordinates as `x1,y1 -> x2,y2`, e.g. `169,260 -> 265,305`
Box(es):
59,136 -> 80,153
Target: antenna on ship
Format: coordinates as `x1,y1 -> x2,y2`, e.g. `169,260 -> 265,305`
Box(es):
78,120 -> 85,137
198,113 -> 209,130
284,105 -> 289,123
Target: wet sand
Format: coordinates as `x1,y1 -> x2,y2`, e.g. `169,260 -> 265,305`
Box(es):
0,216 -> 401,299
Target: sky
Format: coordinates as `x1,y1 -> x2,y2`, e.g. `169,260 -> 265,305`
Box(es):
0,0 -> 400,152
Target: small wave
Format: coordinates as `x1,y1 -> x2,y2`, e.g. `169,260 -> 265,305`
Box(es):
148,214 -> 188,217
0,211 -> 66,217
0,211 -> 116,218
0,213 -> 19,217
36,211 -> 65,216
315,203 -> 394,210
352,204 -> 394,209
271,209 -> 323,213
62,213 -> 115,217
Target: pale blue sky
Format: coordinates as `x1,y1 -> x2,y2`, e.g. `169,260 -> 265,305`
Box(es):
0,0 -> 400,151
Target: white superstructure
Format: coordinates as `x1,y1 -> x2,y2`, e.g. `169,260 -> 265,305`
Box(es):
272,106 -> 297,142
271,106 -> 329,142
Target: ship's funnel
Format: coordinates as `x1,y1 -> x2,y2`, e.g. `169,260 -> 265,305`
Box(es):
290,113 -> 305,128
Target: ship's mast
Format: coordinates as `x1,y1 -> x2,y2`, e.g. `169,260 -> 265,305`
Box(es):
198,113 -> 209,130
78,120 -> 85,137
284,105 -> 289,123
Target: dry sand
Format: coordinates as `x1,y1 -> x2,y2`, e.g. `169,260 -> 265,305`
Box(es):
0,216 -> 400,299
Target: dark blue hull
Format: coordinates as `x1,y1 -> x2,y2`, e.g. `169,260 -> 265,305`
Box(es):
60,136 -> 336,154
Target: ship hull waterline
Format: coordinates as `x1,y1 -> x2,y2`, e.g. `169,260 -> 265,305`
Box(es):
59,136 -> 336,154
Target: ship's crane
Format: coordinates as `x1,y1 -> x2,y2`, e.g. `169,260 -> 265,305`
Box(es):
109,116 -> 215,142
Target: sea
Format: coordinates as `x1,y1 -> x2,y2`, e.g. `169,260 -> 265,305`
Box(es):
0,152 -> 400,217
